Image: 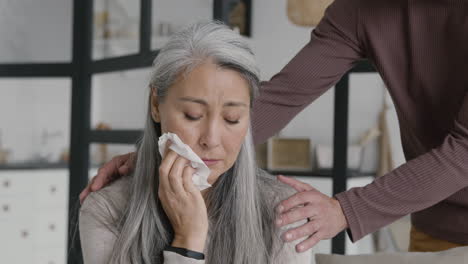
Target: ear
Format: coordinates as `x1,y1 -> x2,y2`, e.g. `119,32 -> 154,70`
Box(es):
150,87 -> 161,123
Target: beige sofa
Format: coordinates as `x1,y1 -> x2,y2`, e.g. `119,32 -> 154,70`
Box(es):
315,245 -> 468,264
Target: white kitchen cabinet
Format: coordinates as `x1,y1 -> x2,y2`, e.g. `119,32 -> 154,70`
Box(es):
0,219 -> 34,264
33,210 -> 68,247
0,171 -> 34,196
33,170 -> 69,210
34,246 -> 66,264
0,196 -> 32,220
0,168 -> 94,264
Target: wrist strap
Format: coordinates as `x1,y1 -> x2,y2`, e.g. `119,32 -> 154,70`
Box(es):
164,245 -> 205,260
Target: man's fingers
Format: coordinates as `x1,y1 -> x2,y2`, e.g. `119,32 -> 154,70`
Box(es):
112,152 -> 136,176
277,175 -> 315,192
296,232 -> 323,253
282,220 -> 320,242
277,191 -> 317,214
90,170 -> 109,191
124,152 -> 136,165
276,205 -> 316,227
91,157 -> 121,191
81,152 -> 135,204
79,186 -> 91,205
118,165 -> 130,175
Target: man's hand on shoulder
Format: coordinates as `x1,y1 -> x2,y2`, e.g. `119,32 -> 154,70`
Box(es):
79,152 -> 136,204
275,175 -> 348,253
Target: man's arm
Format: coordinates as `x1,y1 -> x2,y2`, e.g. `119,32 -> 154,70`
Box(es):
79,192 -> 119,263
252,0 -> 366,144
277,92 -> 468,249
336,91 -> 468,242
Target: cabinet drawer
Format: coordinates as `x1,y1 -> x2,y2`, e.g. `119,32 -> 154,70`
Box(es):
0,196 -> 33,220
34,246 -> 66,264
0,220 -> 34,263
0,171 -> 34,196
33,210 -> 68,247
33,170 -> 69,209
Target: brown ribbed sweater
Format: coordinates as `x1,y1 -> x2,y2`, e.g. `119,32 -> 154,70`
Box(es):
251,0 -> 468,244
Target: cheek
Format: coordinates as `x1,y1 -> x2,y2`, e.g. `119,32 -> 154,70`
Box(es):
224,126 -> 249,164
161,115 -> 199,145
160,110 -> 184,133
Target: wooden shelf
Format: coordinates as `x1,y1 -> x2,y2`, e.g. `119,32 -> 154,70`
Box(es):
264,168 -> 376,178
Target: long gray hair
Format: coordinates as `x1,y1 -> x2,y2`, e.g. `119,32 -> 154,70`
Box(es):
109,21 -> 286,263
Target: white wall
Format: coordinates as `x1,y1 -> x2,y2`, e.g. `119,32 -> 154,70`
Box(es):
0,0 -> 72,63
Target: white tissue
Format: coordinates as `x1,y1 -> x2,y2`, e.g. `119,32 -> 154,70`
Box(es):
158,132 -> 212,190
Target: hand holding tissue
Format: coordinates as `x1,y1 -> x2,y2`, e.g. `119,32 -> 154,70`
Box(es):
158,133 -> 212,190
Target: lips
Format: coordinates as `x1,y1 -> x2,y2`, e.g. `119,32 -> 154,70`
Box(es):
202,159 -> 221,166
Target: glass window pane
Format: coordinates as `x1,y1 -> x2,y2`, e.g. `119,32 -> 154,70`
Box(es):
0,0 -> 72,63
152,0 -> 213,50
0,79 -> 71,165
93,0 -> 140,60
92,68 -> 151,130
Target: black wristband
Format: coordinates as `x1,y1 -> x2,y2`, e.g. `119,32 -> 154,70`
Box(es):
164,245 -> 205,260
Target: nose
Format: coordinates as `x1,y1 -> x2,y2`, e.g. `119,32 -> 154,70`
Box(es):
199,118 -> 221,149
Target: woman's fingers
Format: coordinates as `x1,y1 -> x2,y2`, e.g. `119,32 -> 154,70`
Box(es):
168,156 -> 189,194
182,165 -> 197,193
159,149 -> 179,192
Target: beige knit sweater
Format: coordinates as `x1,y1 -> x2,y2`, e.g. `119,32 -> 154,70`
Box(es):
79,176 -> 312,263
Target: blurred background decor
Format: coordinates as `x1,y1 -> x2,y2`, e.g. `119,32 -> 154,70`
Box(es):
267,137 -> 312,171
287,0 -> 334,27
94,122 -> 111,165
214,0 -> 251,36
0,130 -> 10,164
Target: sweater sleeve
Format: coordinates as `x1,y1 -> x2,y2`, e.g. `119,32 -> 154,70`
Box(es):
279,219 -> 314,264
252,0 -> 366,144
79,192 -> 119,264
80,192 -> 205,264
336,92 -> 468,242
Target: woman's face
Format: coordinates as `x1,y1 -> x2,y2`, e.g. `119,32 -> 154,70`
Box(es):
152,61 -> 251,184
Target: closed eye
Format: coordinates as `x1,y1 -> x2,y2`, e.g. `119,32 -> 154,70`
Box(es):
225,119 -> 239,125
185,113 -> 201,121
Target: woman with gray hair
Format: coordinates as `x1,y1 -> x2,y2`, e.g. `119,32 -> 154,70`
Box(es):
79,21 -> 311,263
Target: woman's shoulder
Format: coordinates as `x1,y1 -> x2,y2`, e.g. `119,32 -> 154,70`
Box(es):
256,168 -> 296,203
80,176 -> 132,224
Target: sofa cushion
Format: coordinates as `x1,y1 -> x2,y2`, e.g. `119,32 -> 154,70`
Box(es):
315,246 -> 468,264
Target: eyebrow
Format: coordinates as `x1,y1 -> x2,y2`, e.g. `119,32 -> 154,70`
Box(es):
178,96 -> 248,107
